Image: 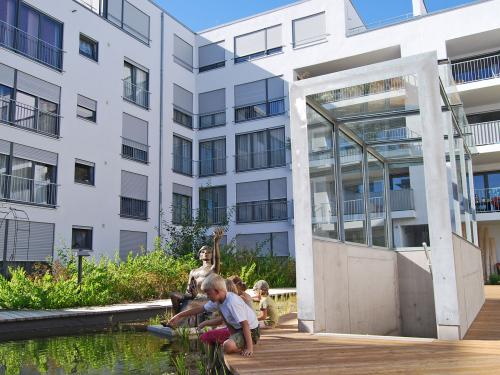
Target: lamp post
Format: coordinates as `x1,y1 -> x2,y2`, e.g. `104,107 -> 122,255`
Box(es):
74,249 -> 91,285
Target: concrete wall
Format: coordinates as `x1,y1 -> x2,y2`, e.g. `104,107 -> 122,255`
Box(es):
312,238 -> 400,336
452,234 -> 485,338
397,251 -> 437,338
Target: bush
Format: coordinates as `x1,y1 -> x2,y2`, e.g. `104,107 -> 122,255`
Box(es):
489,273 -> 500,285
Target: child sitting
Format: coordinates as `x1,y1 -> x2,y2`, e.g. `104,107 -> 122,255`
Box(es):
228,275 -> 253,308
253,280 -> 278,329
167,274 -> 259,356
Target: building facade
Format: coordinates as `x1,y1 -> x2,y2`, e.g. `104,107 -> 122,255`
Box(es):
0,0 -> 499,283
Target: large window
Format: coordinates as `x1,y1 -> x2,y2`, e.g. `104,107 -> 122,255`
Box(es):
119,230 -> 147,260
234,25 -> 282,63
198,41 -> 225,72
79,33 -> 98,61
236,127 -> 286,172
106,0 -> 150,43
474,171 -> 500,213
123,60 -> 149,109
120,171 -> 148,220
0,1 -> 63,70
72,226 -> 93,250
236,232 -> 289,256
173,84 -> 193,129
234,77 -> 285,122
199,138 -> 226,177
172,193 -> 192,224
292,12 -> 326,47
173,34 -> 193,71
173,135 -> 192,176
199,186 -> 226,225
198,88 -> 225,129
122,113 -> 148,163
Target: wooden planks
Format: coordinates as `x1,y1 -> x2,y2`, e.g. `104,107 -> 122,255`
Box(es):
226,286 -> 500,374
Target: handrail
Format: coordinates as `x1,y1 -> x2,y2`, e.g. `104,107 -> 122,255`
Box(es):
467,120 -> 500,146
451,53 -> 500,84
123,79 -> 150,109
0,173 -> 57,206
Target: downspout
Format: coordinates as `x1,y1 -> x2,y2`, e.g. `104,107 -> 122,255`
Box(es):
158,12 -> 164,238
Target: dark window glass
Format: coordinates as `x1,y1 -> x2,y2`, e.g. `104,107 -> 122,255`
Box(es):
72,227 -> 92,250
75,162 -> 95,185
172,193 -> 192,224
79,34 -> 98,61
390,174 -> 411,190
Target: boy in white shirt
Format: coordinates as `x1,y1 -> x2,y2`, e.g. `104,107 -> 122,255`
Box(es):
167,273 -> 260,356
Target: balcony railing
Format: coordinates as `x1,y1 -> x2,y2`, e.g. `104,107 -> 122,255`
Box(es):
0,174 -> 57,207
0,97 -> 60,137
235,98 -> 285,123
199,206 -> 227,225
346,12 -> 414,36
236,199 -> 290,223
199,111 -> 226,129
123,80 -> 150,109
199,157 -> 226,177
174,108 -> 193,129
0,20 -> 63,71
390,189 -> 415,211
122,137 -> 148,163
451,53 -> 500,84
172,204 -> 192,225
173,155 -> 193,176
120,196 -> 148,220
236,149 -> 286,172
467,121 -> 500,146
475,187 -> 500,213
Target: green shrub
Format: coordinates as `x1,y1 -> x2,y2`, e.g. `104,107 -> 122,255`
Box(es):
489,273 -> 500,285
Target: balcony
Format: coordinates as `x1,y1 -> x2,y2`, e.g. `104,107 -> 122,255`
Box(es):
475,187 -> 500,214
0,97 -> 60,137
173,108 -> 193,129
236,149 -> 286,172
122,137 -> 149,163
123,80 -> 150,109
120,196 -> 148,220
236,200 -> 290,223
199,111 -> 226,129
235,98 -> 285,123
199,206 -> 227,226
467,121 -> 500,146
0,174 -> 57,207
199,157 -> 226,177
451,53 -> 500,84
0,20 -> 63,71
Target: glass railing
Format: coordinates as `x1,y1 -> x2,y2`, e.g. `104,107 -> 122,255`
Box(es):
122,137 -> 148,163
235,98 -> 285,123
123,80 -> 150,109
451,53 -> 500,84
235,148 -> 286,172
199,157 -> 226,177
0,174 -> 57,206
120,196 -> 148,220
236,200 -> 289,223
173,108 -> 193,129
475,187 -> 500,213
199,111 -> 226,129
0,97 -> 60,137
346,13 -> 414,36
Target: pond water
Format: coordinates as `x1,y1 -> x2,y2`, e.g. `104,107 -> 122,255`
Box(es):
0,330 -> 187,375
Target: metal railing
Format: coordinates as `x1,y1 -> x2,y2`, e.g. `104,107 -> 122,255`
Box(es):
362,127 -> 421,142
234,98 -> 285,123
390,189 -> 415,211
173,155 -> 193,176
174,108 -> 193,129
123,80 -> 150,109
0,97 -> 60,137
0,20 -> 63,71
198,206 -> 227,225
475,187 -> 500,213
347,12 -> 414,36
236,148 -> 286,172
199,111 -> 226,129
236,200 -> 289,223
122,137 -> 148,163
467,121 -> 500,146
199,157 -> 226,177
120,196 -> 148,220
172,204 -> 192,225
451,53 -> 500,84
0,174 -> 57,206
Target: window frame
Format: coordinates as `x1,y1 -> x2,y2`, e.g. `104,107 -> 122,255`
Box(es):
234,25 -> 283,64
76,94 -> 97,123
79,33 -> 99,62
74,159 -> 95,186
172,134 -> 193,176
72,226 -> 93,250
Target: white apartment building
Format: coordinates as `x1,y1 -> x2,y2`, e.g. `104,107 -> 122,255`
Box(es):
0,0 -> 499,301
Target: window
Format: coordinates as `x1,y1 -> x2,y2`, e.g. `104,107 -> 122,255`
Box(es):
173,35 -> 193,71
173,84 -> 193,128
199,88 -> 226,129
234,77 -> 285,122
105,0 -> 150,43
72,226 -> 93,250
119,230 -> 147,260
234,25 -> 282,63
292,12 -> 326,47
79,34 -> 98,61
199,138 -> 226,176
120,171 -> 148,220
390,174 -> 411,190
0,1 -> 63,70
236,178 -> 288,223
236,232 -> 289,256
473,171 -> 500,213
122,113 -> 148,163
199,186 -> 226,225
173,193 -> 192,224
77,94 -> 97,122
123,60 -> 149,108
236,127 -> 286,172
74,159 -> 95,185
173,135 -> 192,176
198,41 -> 225,72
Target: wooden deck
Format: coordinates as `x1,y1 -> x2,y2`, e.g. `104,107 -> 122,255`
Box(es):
226,286 -> 500,375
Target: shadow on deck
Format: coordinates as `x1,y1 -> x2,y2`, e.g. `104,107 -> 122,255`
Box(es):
225,286 -> 500,374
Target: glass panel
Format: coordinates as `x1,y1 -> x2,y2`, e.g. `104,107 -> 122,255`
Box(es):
38,98 -> 58,134
339,132 -> 366,244
0,154 -> 8,174
11,157 -> 32,202
252,130 -> 268,169
15,91 -> 36,130
307,106 -> 338,239
368,155 -> 386,247
0,84 -> 12,122
0,0 -> 16,47
18,4 -> 39,59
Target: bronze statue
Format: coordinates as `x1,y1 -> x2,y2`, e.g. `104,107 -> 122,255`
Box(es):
169,228 -> 223,314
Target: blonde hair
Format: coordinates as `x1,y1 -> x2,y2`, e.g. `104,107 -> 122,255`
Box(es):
201,273 -> 227,292
225,279 -> 238,294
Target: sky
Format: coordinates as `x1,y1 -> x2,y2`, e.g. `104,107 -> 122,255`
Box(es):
156,0 -> 479,32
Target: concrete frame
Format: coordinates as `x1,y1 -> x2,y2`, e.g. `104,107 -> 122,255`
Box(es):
290,52 -> 477,339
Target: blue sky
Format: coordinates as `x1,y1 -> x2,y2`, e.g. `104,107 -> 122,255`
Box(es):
156,0 -> 478,31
